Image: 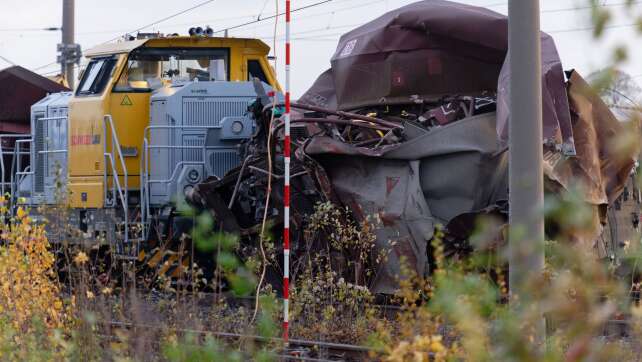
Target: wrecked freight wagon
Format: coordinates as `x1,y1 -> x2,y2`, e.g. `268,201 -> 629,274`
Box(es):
187,0 -> 637,294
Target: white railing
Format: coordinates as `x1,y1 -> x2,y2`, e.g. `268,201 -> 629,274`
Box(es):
0,134 -> 31,197
103,115 -> 130,253
12,138 -> 33,207
140,124 -> 223,239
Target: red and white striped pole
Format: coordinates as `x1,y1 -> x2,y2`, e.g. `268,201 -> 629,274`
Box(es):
283,0 -> 292,345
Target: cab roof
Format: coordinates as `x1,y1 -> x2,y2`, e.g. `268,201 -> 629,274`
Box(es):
84,36 -> 271,58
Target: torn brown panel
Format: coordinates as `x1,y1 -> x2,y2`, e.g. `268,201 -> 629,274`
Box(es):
568,72 -> 636,203
545,70 -> 635,206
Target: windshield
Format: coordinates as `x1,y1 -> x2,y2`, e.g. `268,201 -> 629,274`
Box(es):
114,48 -> 229,92
76,57 -> 117,96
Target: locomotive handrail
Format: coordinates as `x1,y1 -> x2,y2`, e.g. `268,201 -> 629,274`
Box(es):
104,153 -> 129,252
144,125 -> 223,131
14,166 -> 32,204
147,161 -> 205,184
146,145 -> 235,149
140,138 -> 149,238
0,134 -> 31,196
37,116 -> 67,120
11,139 -> 33,209
103,115 -> 129,253
140,123 -> 227,239
38,149 -> 67,154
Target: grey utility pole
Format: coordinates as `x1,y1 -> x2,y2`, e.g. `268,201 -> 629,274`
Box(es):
59,0 -> 81,89
508,0 -> 545,342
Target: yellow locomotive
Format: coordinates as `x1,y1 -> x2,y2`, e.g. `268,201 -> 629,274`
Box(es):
5,33 -> 279,261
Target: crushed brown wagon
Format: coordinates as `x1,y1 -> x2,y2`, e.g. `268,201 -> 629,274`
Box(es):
186,0 -> 638,294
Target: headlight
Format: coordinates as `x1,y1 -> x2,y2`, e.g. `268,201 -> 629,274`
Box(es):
187,169 -> 200,182
231,120 -> 244,134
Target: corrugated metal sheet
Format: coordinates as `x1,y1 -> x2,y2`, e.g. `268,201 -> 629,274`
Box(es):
208,150 -> 240,178
34,112 -> 45,193
182,134 -> 204,162
182,97 -> 254,127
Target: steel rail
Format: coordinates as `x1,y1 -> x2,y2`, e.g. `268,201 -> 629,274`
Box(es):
100,320 -> 375,355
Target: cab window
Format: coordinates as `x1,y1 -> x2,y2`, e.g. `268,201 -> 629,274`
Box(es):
76,57 -> 116,96
113,48 -> 230,92
247,59 -> 269,84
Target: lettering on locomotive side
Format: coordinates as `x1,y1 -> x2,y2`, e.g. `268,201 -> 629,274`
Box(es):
71,134 -> 100,145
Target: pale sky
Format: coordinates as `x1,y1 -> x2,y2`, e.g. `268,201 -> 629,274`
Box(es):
1,0 -> 641,96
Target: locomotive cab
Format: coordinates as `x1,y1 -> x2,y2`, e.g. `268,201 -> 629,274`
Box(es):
68,36 -> 278,209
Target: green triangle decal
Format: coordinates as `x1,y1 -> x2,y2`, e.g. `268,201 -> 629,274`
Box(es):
120,95 -> 133,106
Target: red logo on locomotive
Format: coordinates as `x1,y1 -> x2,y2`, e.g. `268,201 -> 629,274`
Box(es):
71,134 -> 100,145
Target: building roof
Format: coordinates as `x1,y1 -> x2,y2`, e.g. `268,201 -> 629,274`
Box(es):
0,65 -> 69,93
0,65 -> 69,124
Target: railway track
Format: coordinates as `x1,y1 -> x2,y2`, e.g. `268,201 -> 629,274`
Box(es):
98,320 -> 375,361
82,275 -> 642,361
83,288 -> 394,360
79,284 -> 642,362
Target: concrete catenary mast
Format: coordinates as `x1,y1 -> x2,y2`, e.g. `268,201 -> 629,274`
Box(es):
58,0 -> 81,89
508,0 -> 545,343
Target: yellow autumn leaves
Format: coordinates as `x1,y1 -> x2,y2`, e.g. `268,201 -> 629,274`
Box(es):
0,203 -> 67,334
386,335 -> 449,362
74,251 -> 89,265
